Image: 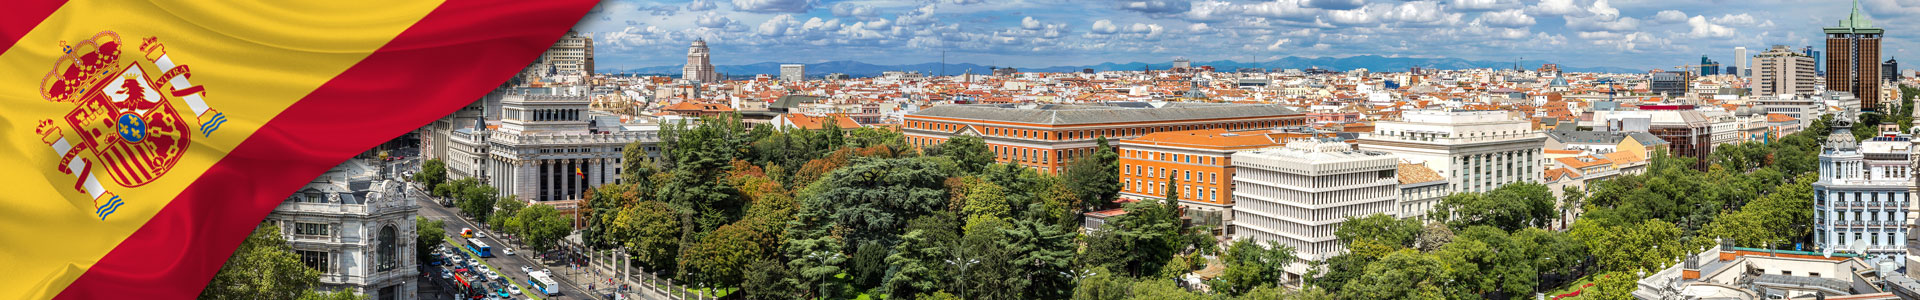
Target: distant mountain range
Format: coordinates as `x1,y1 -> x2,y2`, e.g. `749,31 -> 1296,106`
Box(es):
598,55 -> 1646,78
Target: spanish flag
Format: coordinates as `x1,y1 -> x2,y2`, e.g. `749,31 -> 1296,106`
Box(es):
0,1 -> 597,299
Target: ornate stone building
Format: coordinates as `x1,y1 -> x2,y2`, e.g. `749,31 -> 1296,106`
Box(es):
266,158 -> 419,300
443,91 -> 662,203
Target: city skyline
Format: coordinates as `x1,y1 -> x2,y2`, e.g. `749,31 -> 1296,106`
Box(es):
574,0 -> 1920,72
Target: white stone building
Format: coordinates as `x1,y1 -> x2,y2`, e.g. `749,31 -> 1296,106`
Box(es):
444,91 -> 662,203
266,158 -> 419,300
1815,115 -> 1912,259
1230,141 -> 1400,281
1358,109 -> 1547,193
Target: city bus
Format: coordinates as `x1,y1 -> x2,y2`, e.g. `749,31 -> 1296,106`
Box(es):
466,238 -> 493,258
528,271 -> 560,296
454,273 -> 483,299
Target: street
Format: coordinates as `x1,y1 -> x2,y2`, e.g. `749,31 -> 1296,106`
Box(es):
416,180 -> 667,300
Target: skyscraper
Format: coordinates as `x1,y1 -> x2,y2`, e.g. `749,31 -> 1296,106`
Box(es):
1755,45 -> 1818,96
1885,58 -> 1899,81
682,39 -> 719,82
1805,46 -> 1824,76
1825,0 -> 1883,112
1700,55 -> 1721,75
1735,46 -> 1749,78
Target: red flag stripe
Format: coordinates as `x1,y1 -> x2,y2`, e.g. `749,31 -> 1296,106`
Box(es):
0,0 -> 65,58
50,0 -> 597,298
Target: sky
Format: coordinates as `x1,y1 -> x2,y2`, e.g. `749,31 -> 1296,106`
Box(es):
571,0 -> 1920,71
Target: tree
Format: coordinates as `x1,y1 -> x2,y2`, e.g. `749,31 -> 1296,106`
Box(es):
614,201 -> 682,271
515,204 -> 571,252
1212,240 -> 1296,296
1339,250 -> 1450,300
849,241 -> 891,290
939,135 -> 995,174
1072,266 -> 1132,300
1085,175 -> 1189,277
411,159 -> 447,188
200,223 -> 320,300
295,290 -> 369,300
1335,214 -> 1422,248
1065,137 -> 1121,213
621,140 -> 658,186
742,258 -> 799,300
1001,218 -> 1077,299
801,157 -> 953,248
583,183 -> 637,250
415,216 -> 446,263
1432,182 -> 1556,231
489,196 -> 527,235
1591,271 -> 1639,300
680,221 -> 765,288
448,179 -> 498,224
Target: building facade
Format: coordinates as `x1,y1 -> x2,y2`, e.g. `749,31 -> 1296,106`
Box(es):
904,102 -> 1305,173
542,31 -> 593,78
1826,1 -> 1884,112
267,159 -> 419,300
1230,142 -> 1400,281
1116,129 -> 1282,233
1755,45 -> 1819,97
1815,115 -> 1911,258
1887,58 -> 1900,82
444,92 -> 663,203
682,39 -> 719,82
780,64 -> 805,82
1357,109 -> 1546,193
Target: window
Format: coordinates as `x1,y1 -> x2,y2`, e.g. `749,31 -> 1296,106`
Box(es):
294,222 -> 329,237
298,250 -> 332,274
377,225 -> 398,271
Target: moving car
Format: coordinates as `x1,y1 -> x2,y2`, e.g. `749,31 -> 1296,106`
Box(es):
509,285 -> 522,295
503,248 -> 515,256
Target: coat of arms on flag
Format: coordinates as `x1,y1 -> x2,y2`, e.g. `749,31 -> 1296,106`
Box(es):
31,30 -> 226,220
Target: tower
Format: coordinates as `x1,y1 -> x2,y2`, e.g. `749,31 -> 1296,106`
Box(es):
1734,46 -> 1748,78
1825,0 -> 1884,112
683,39 -> 717,83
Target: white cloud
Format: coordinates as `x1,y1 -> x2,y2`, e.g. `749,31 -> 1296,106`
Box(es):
1242,0 -> 1321,21
1687,15 -> 1736,38
1652,10 -> 1688,24
686,0 -> 716,11
1305,0 -> 1365,10
757,14 -> 797,36
695,13 -> 733,28
830,3 -> 875,18
1477,9 -> 1535,27
1120,0 -> 1192,14
1710,13 -> 1761,27
1091,19 -> 1119,34
1022,16 -> 1042,30
1451,0 -> 1521,11
1188,23 -> 1211,33
1267,38 -> 1293,50
732,0 -> 815,13
1530,0 -> 1585,15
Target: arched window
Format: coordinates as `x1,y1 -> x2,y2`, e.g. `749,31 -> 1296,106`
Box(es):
377,225 -> 398,271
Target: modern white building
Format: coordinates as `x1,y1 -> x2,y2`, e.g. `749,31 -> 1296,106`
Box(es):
444,91 -> 663,203
1735,46 -> 1749,78
1358,109 -> 1547,193
780,64 -> 805,82
1230,141 -> 1400,281
266,158 -> 419,300
1815,115 -> 1912,259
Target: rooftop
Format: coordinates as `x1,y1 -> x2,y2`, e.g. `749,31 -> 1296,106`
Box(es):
909,102 -> 1300,126
1121,129 -> 1282,150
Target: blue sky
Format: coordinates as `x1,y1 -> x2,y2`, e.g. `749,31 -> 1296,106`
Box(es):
572,0 -> 1920,71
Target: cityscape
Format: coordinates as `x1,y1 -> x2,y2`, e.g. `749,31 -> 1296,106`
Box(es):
194,0 -> 1920,300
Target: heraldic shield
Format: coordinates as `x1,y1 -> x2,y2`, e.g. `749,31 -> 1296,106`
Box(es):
37,31 -> 195,188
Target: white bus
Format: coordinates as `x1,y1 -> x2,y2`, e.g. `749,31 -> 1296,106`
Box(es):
528,271 -> 560,296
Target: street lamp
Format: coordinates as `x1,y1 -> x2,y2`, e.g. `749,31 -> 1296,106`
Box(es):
945,257 -> 980,300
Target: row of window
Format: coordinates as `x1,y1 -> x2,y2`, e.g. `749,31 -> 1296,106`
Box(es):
1124,164 -> 1219,184
1124,179 -> 1220,202
904,119 -> 1300,141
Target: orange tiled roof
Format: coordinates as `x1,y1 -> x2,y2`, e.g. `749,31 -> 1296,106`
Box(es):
1766,113 -> 1796,123
1555,156 -> 1610,169
783,114 -> 862,130
1120,129 -> 1280,150
1397,163 -> 1445,184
